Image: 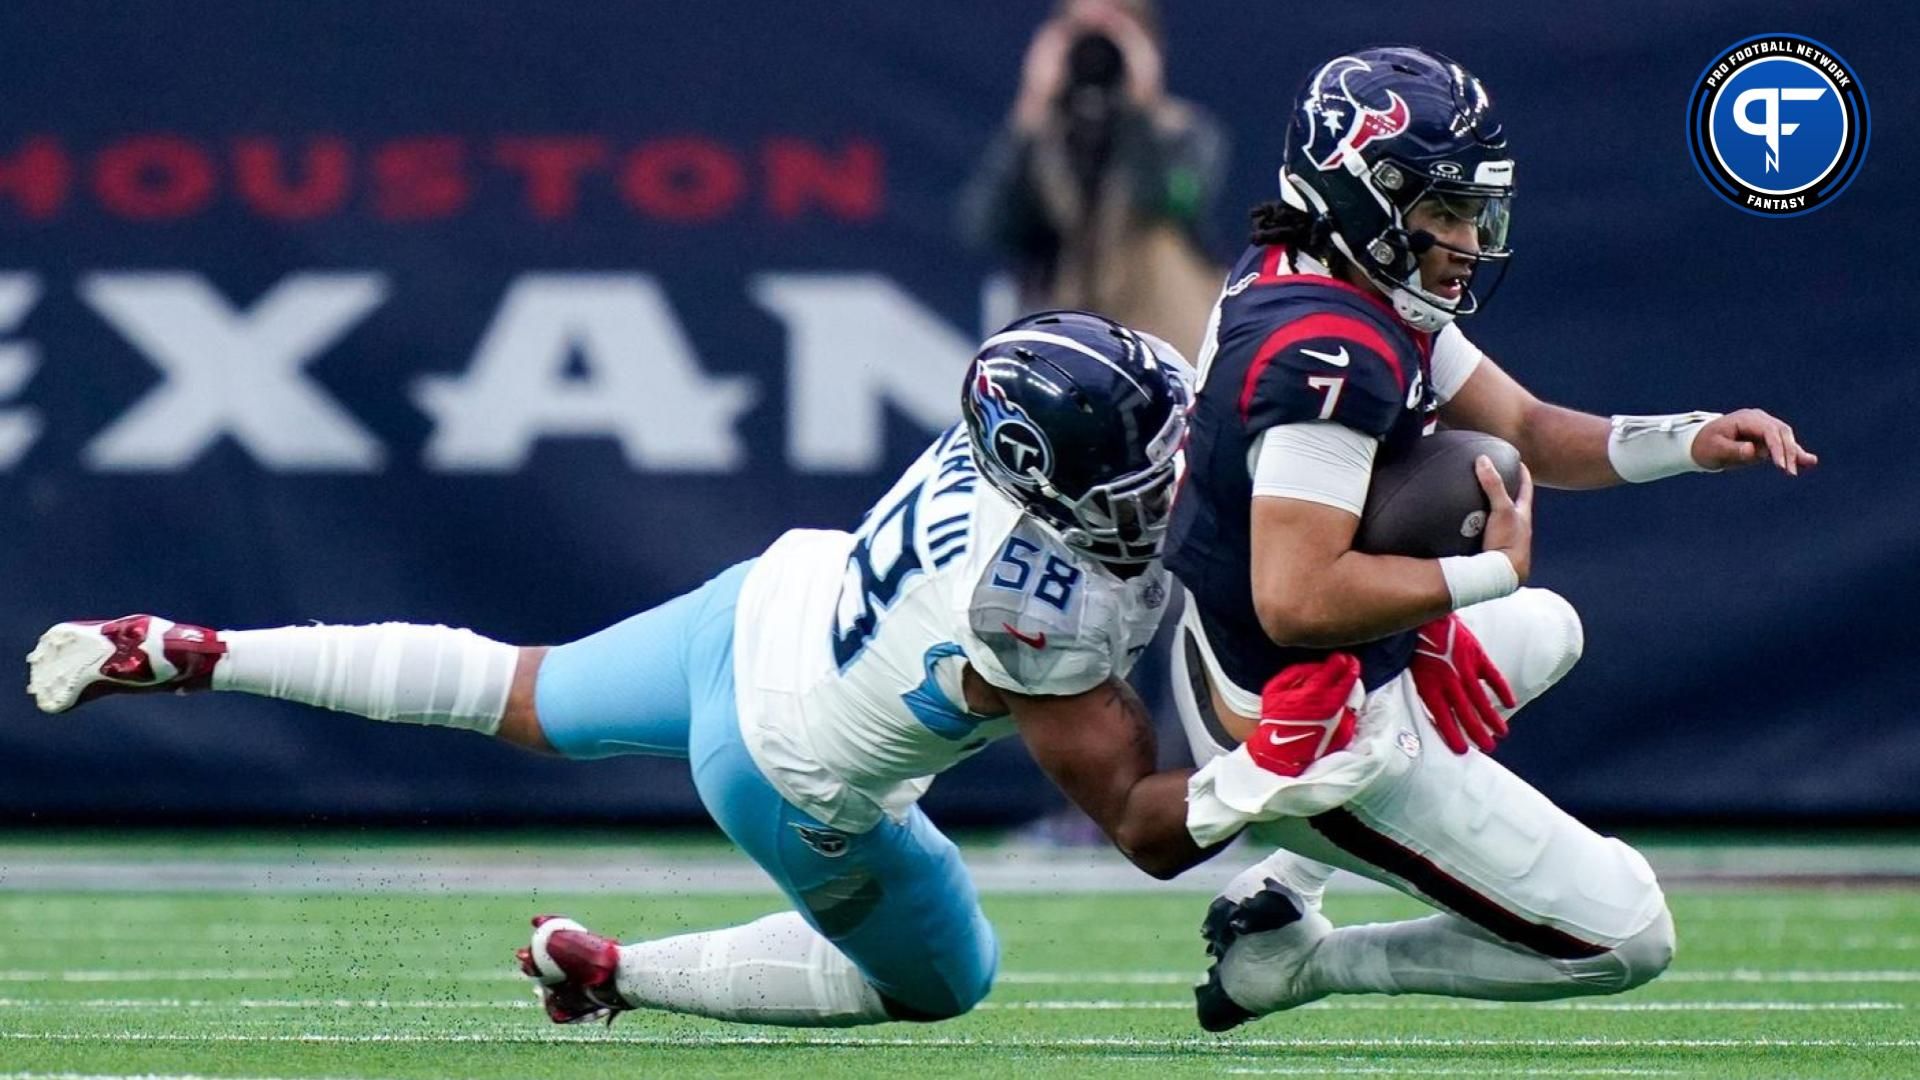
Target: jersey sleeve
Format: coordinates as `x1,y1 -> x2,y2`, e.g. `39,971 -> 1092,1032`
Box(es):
954,523 -> 1114,698
1430,323 -> 1486,405
1238,311 -> 1408,439
1247,421 -> 1381,515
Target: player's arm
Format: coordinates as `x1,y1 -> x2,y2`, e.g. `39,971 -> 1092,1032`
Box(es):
1252,451 -> 1529,647
1440,350 -> 1817,487
1240,328 -> 1530,648
959,587 -> 1224,880
999,675 -> 1226,880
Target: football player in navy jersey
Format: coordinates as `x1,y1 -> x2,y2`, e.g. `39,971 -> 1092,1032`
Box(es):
1164,47 -> 1817,1030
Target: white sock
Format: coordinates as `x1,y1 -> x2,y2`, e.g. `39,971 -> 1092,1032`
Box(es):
1231,848 -> 1339,909
1307,913 -> 1627,1001
210,623 -> 518,734
614,912 -> 889,1027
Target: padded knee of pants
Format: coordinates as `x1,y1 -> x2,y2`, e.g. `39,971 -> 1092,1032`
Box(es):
878,961 -> 996,1022
1531,589 -> 1586,693
1561,902 -> 1676,995
1610,903 -> 1677,992
1453,587 -> 1585,712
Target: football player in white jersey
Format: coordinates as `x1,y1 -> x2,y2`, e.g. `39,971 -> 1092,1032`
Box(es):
27,310 -> 1219,1027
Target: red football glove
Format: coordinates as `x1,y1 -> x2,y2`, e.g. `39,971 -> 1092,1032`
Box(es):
1410,614 -> 1516,755
1248,653 -> 1363,778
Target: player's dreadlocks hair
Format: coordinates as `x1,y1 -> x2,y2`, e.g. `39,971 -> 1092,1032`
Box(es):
1247,199 -> 1339,267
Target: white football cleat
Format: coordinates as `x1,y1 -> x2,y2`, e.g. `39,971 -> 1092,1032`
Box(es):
26,615 -> 226,714
1194,871 -> 1333,1031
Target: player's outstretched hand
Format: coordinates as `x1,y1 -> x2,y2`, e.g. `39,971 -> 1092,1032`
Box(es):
1410,614 -> 1515,755
1691,409 -> 1818,476
1477,457 -> 1533,584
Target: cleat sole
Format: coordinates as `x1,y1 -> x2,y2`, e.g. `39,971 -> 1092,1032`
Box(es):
26,624 -> 114,715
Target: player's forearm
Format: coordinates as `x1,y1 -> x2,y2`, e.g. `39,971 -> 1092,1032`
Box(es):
1511,400 -> 1619,489
1256,550 -> 1454,648
1016,681 -> 1219,880
1109,769 -> 1222,880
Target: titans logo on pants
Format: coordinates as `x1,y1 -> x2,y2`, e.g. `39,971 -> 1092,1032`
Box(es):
1688,34 -> 1869,217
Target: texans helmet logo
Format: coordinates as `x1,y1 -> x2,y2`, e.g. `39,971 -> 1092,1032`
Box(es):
1303,56 -> 1413,171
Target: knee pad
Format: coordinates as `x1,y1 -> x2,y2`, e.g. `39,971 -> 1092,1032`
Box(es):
1457,587 -> 1584,712
1559,902 -> 1675,994
876,924 -> 997,1022
1532,589 -> 1585,691
1609,903 -> 1676,992
878,966 -> 995,1022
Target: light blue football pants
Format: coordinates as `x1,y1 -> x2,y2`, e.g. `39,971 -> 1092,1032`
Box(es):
533,560 -> 998,1019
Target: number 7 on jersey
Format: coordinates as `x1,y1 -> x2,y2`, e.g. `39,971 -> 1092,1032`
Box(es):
1306,375 -> 1345,420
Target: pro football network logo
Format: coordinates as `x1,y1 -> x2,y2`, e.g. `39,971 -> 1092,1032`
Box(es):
1687,34 -> 1869,217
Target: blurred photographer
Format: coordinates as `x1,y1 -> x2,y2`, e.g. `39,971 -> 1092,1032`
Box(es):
960,0 -> 1226,357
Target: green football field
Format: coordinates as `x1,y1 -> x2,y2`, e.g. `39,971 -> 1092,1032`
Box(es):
1,836 -> 1916,1079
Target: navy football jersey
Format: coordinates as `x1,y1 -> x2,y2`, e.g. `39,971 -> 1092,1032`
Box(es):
1166,244 -> 1437,695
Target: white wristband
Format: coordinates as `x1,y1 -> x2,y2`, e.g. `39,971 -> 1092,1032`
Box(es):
1607,411 -> 1721,483
1439,552 -> 1519,610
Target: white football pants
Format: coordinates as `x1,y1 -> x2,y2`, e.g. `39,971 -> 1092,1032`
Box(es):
1175,588 -> 1671,962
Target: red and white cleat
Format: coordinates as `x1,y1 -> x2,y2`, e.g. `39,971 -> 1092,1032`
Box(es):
516,914 -> 629,1025
25,615 -> 226,714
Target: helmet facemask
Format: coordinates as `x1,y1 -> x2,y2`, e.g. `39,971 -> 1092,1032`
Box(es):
1023,395 -> 1186,565
962,318 -> 1193,568
1283,159 -> 1514,333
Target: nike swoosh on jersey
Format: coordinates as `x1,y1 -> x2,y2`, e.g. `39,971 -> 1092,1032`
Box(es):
1001,623 -> 1047,648
1299,345 -> 1351,367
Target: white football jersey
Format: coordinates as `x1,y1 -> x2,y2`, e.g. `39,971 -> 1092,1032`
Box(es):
730,424 -> 1173,832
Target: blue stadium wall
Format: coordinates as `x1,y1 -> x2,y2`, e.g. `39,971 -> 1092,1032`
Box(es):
0,1 -> 1913,824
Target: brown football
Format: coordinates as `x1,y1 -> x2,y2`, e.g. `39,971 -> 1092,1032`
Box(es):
1354,429 -> 1524,559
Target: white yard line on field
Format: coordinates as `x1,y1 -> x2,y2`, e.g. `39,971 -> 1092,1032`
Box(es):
5,842 -> 1919,894
0,997 -> 1899,1013
996,968 -> 1920,986
1221,1060 -> 1689,1068
1228,1060 -> 1681,1068
1662,969 -> 1920,983
0,1033 -> 1916,1049
1,967 -> 1916,985
987,1000 -> 1906,1012
0,1075 -> 382,1080
0,971 -> 289,982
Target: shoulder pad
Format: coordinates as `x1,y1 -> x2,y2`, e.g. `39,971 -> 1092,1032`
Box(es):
1238,302 -> 1411,438
958,520 -> 1114,697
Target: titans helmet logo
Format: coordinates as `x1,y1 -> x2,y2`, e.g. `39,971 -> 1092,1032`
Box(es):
972,371 -> 1054,482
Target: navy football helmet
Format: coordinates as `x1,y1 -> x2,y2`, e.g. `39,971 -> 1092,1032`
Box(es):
1280,46 -> 1515,331
961,310 -> 1190,566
